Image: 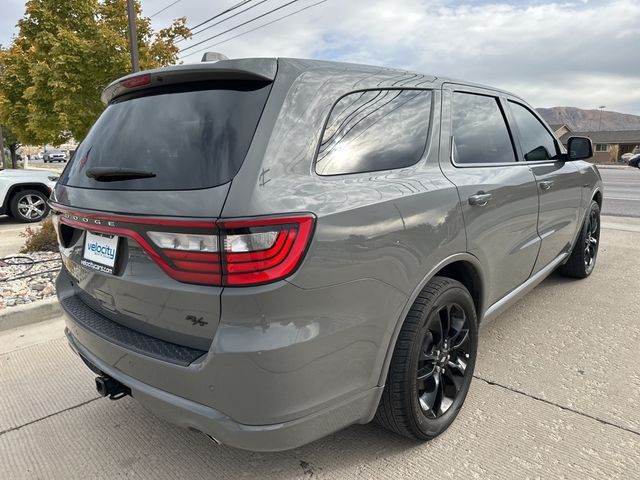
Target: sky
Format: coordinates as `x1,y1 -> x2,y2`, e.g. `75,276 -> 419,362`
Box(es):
2,0 -> 640,114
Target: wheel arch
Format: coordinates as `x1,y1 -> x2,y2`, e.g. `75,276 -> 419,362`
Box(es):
592,189 -> 603,208
374,253 -> 486,390
4,183 -> 52,211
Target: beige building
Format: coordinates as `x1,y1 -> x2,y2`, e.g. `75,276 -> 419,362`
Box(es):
549,123 -> 572,140
559,130 -> 640,163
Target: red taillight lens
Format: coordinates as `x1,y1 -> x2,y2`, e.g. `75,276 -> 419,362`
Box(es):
146,214 -> 315,287
54,204 -> 315,288
220,215 -> 315,286
147,231 -> 221,285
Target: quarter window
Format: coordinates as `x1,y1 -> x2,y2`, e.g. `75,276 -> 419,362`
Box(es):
315,89 -> 432,176
508,101 -> 559,161
451,93 -> 516,164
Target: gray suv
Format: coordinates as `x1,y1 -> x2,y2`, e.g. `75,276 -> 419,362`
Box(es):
51,58 -> 602,451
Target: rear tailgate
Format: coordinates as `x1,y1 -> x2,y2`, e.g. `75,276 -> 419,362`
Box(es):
52,62 -> 275,353
51,195 -> 225,352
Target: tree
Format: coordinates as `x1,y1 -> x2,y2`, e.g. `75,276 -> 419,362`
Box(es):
1,125 -> 20,169
0,0 -> 190,146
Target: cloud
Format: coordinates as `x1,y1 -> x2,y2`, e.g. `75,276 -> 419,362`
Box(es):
165,0 -> 640,114
3,0 -> 639,114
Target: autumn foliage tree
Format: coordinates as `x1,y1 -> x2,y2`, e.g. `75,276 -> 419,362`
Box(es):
0,0 -> 190,146
1,125 -> 20,168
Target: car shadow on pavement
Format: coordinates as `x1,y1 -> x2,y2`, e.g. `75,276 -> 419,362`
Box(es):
0,214 -> 27,226
6,266 -> 617,478
534,270 -> 577,287
48,395 -> 426,479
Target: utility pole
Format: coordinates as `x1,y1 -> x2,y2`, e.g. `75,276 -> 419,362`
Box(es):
0,125 -> 5,168
598,105 -> 606,131
126,0 -> 140,72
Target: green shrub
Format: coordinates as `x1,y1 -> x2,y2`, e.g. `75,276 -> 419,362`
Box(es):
20,218 -> 58,253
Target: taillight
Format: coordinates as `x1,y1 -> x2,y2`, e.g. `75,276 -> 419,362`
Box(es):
53,204 -> 315,287
148,231 -> 221,285
146,214 -> 315,287
148,232 -> 218,252
220,215 -> 315,286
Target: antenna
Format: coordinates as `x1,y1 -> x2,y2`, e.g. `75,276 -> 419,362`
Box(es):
201,52 -> 230,62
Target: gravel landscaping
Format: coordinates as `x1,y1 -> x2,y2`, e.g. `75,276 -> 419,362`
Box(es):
0,252 -> 61,310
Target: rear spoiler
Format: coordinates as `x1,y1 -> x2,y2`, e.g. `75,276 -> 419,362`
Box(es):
101,58 -> 277,104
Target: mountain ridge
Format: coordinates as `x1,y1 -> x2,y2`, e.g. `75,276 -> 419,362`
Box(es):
536,107 -> 640,132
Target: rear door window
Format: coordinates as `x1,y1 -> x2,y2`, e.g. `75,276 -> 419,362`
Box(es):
315,89 -> 432,176
60,80 -> 271,190
451,92 -> 516,165
508,101 -> 560,161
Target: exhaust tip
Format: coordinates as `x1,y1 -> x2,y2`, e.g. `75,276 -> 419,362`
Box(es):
187,427 -> 222,445
187,425 -> 222,445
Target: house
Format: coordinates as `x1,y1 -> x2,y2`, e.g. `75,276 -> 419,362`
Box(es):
559,130 -> 640,163
549,123 -> 572,140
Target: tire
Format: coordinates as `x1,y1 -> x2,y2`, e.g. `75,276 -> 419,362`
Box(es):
10,189 -> 50,223
375,276 -> 478,440
558,200 -> 600,279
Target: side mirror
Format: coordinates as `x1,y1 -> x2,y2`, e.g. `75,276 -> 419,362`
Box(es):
566,136 -> 593,161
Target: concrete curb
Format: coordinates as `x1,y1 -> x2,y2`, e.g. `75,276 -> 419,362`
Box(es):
26,165 -> 65,173
0,296 -> 62,332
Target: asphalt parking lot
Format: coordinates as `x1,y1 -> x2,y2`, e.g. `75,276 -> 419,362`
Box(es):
1,215 -> 639,479
24,158 -> 67,170
600,167 -> 640,217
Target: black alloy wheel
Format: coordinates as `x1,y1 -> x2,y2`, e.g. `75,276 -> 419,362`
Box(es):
417,303 -> 472,419
584,207 -> 599,274
375,276 -> 478,440
558,200 -> 600,279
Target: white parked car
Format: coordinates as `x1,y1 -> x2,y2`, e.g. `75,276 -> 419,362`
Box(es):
621,152 -> 635,163
43,149 -> 67,163
0,168 -> 58,222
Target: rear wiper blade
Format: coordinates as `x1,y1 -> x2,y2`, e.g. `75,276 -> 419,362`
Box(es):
86,167 -> 156,181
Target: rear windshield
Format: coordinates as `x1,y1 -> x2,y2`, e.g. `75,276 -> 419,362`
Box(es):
60,80 -> 271,190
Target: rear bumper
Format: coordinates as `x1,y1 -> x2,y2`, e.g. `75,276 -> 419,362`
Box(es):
65,327 -> 381,451
56,249 -> 405,451
56,251 -> 399,451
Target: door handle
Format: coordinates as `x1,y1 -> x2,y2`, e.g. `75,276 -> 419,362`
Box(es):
539,180 -> 554,190
468,192 -> 493,207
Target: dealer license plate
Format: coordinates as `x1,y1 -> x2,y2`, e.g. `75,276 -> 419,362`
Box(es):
82,231 -> 119,274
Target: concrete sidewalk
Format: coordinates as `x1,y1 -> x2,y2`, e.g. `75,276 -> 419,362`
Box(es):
595,163 -> 632,169
0,222 -> 639,479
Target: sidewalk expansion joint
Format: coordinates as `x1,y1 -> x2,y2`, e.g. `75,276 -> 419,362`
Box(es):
474,375 -> 640,438
0,397 -> 101,437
